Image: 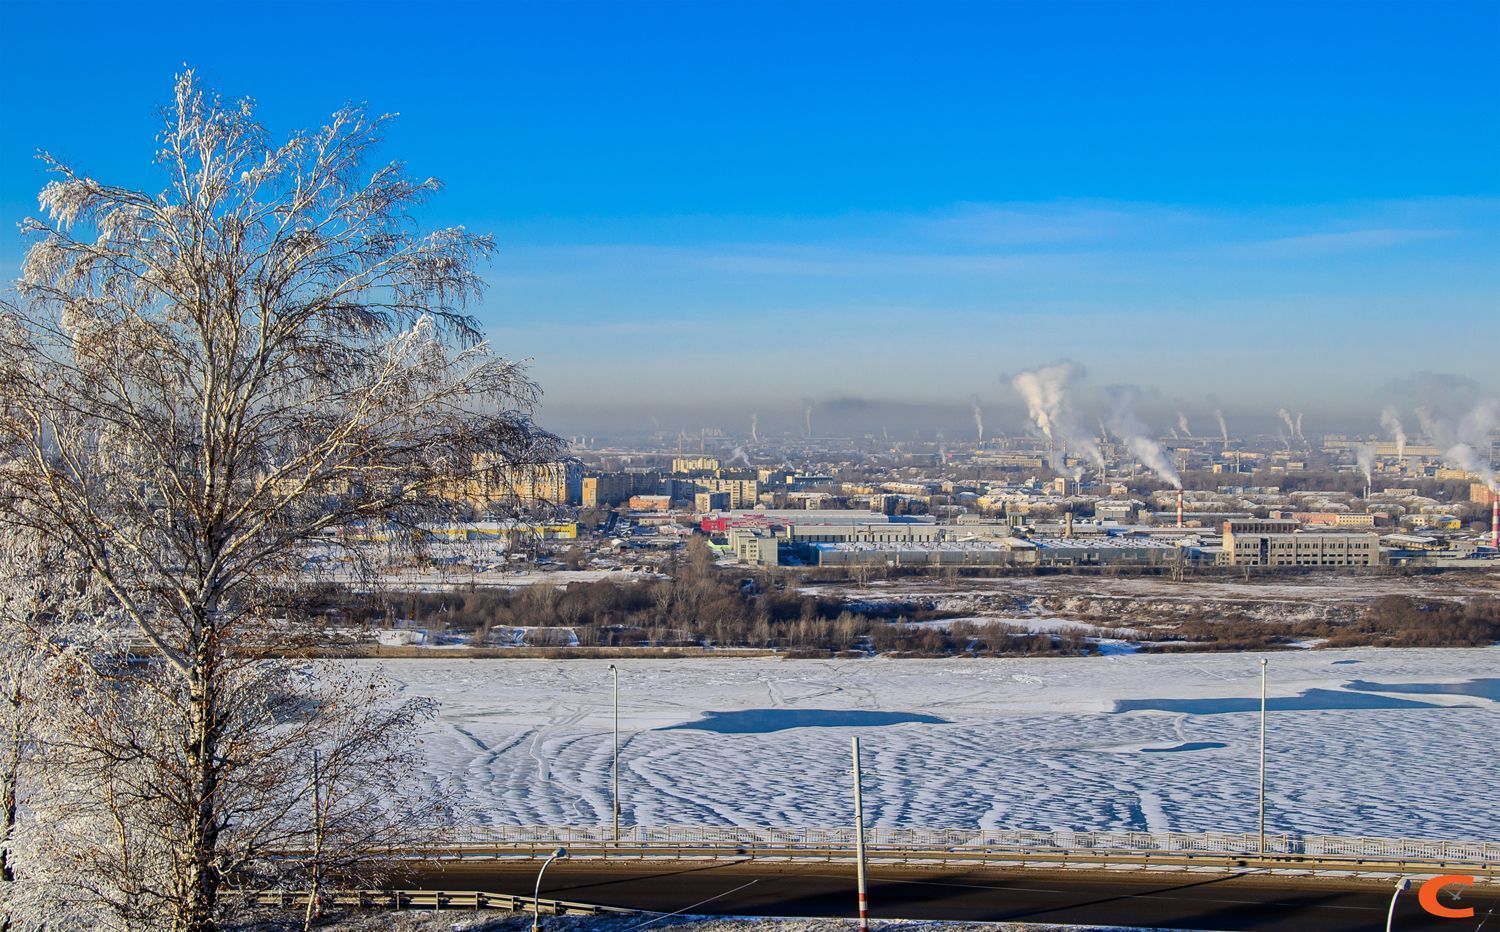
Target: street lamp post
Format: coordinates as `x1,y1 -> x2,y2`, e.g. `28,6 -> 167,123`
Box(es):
1258,657 -> 1268,854
609,663 -> 620,842
1386,877 -> 1409,932
532,847 -> 568,932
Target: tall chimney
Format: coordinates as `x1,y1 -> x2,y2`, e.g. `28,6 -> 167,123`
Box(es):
1177,488 -> 1184,529
1491,495 -> 1498,551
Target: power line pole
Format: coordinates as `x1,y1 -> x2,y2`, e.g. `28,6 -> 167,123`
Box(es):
852,736 -> 870,932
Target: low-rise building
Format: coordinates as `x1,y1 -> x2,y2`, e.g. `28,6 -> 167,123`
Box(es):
628,494 -> 672,512
1222,527 -> 1380,567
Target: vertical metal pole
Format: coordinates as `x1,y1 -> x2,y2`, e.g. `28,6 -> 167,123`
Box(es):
1258,657 -> 1268,854
1385,877 -> 1409,932
532,849 -> 565,932
611,664 -> 620,843
852,736 -> 869,932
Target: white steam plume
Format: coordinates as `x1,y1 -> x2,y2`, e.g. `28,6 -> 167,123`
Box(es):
1177,412 -> 1192,438
1414,405 -> 1443,444
1277,407 -> 1296,437
1215,409 -> 1230,446
750,413 -> 758,444
1009,362 -> 1106,471
1295,412 -> 1304,441
971,396 -> 985,442
1108,387 -> 1181,488
1380,407 -> 1406,461
803,402 -> 814,438
1355,444 -> 1376,489
1433,400 -> 1500,491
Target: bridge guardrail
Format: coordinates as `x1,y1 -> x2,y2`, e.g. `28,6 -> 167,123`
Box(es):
430,824 -> 1500,864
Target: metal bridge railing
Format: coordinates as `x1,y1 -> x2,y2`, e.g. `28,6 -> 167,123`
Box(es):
430,824 -> 1500,863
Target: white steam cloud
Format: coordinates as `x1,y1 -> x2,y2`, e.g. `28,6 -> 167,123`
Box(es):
1413,399 -> 1500,492
971,396 -> 985,442
1380,407 -> 1406,461
1177,412 -> 1192,438
1355,444 -> 1376,489
1215,409 -> 1230,446
1009,362 -> 1105,471
1108,387 -> 1181,489
1438,402 -> 1498,491
750,413 -> 758,444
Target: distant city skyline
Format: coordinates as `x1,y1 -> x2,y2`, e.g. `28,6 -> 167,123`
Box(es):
2,1 -> 1497,433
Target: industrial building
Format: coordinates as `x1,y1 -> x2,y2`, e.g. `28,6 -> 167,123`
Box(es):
1221,521 -> 1380,567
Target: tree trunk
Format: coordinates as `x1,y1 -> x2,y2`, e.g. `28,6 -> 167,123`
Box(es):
2,760 -> 16,932
1,757 -> 17,885
178,660 -> 222,932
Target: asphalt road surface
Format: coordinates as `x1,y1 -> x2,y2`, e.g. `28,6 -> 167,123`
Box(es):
415,860 -> 1499,930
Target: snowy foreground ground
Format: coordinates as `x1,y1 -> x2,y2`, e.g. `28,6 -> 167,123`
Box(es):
385,648 -> 1500,841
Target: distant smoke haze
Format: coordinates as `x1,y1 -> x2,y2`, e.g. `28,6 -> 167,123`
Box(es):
531,369 -> 1494,442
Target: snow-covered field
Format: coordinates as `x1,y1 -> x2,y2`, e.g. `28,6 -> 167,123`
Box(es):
387,648 -> 1500,841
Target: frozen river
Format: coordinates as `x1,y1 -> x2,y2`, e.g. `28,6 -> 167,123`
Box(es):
384,647 -> 1500,840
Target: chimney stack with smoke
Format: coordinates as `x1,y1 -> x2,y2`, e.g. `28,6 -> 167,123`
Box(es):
1492,497 -> 1498,551
1177,488 -> 1184,528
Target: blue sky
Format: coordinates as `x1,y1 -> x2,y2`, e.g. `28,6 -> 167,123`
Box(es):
2,1 -> 1497,433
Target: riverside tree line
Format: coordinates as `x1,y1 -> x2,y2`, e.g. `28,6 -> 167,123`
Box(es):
324,536 -> 1500,656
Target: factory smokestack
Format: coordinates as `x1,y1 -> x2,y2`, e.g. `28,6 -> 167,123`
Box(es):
1492,496 -> 1498,551
1177,488 -> 1184,528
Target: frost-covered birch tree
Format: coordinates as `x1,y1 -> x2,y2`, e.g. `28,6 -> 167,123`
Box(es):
0,70 -> 559,931
0,526 -> 75,932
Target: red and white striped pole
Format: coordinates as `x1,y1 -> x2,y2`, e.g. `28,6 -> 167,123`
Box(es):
1491,495 -> 1498,551
852,736 -> 870,932
1177,488 -> 1184,529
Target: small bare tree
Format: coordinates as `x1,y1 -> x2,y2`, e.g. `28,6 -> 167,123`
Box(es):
0,71 -> 559,931
276,668 -> 441,930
